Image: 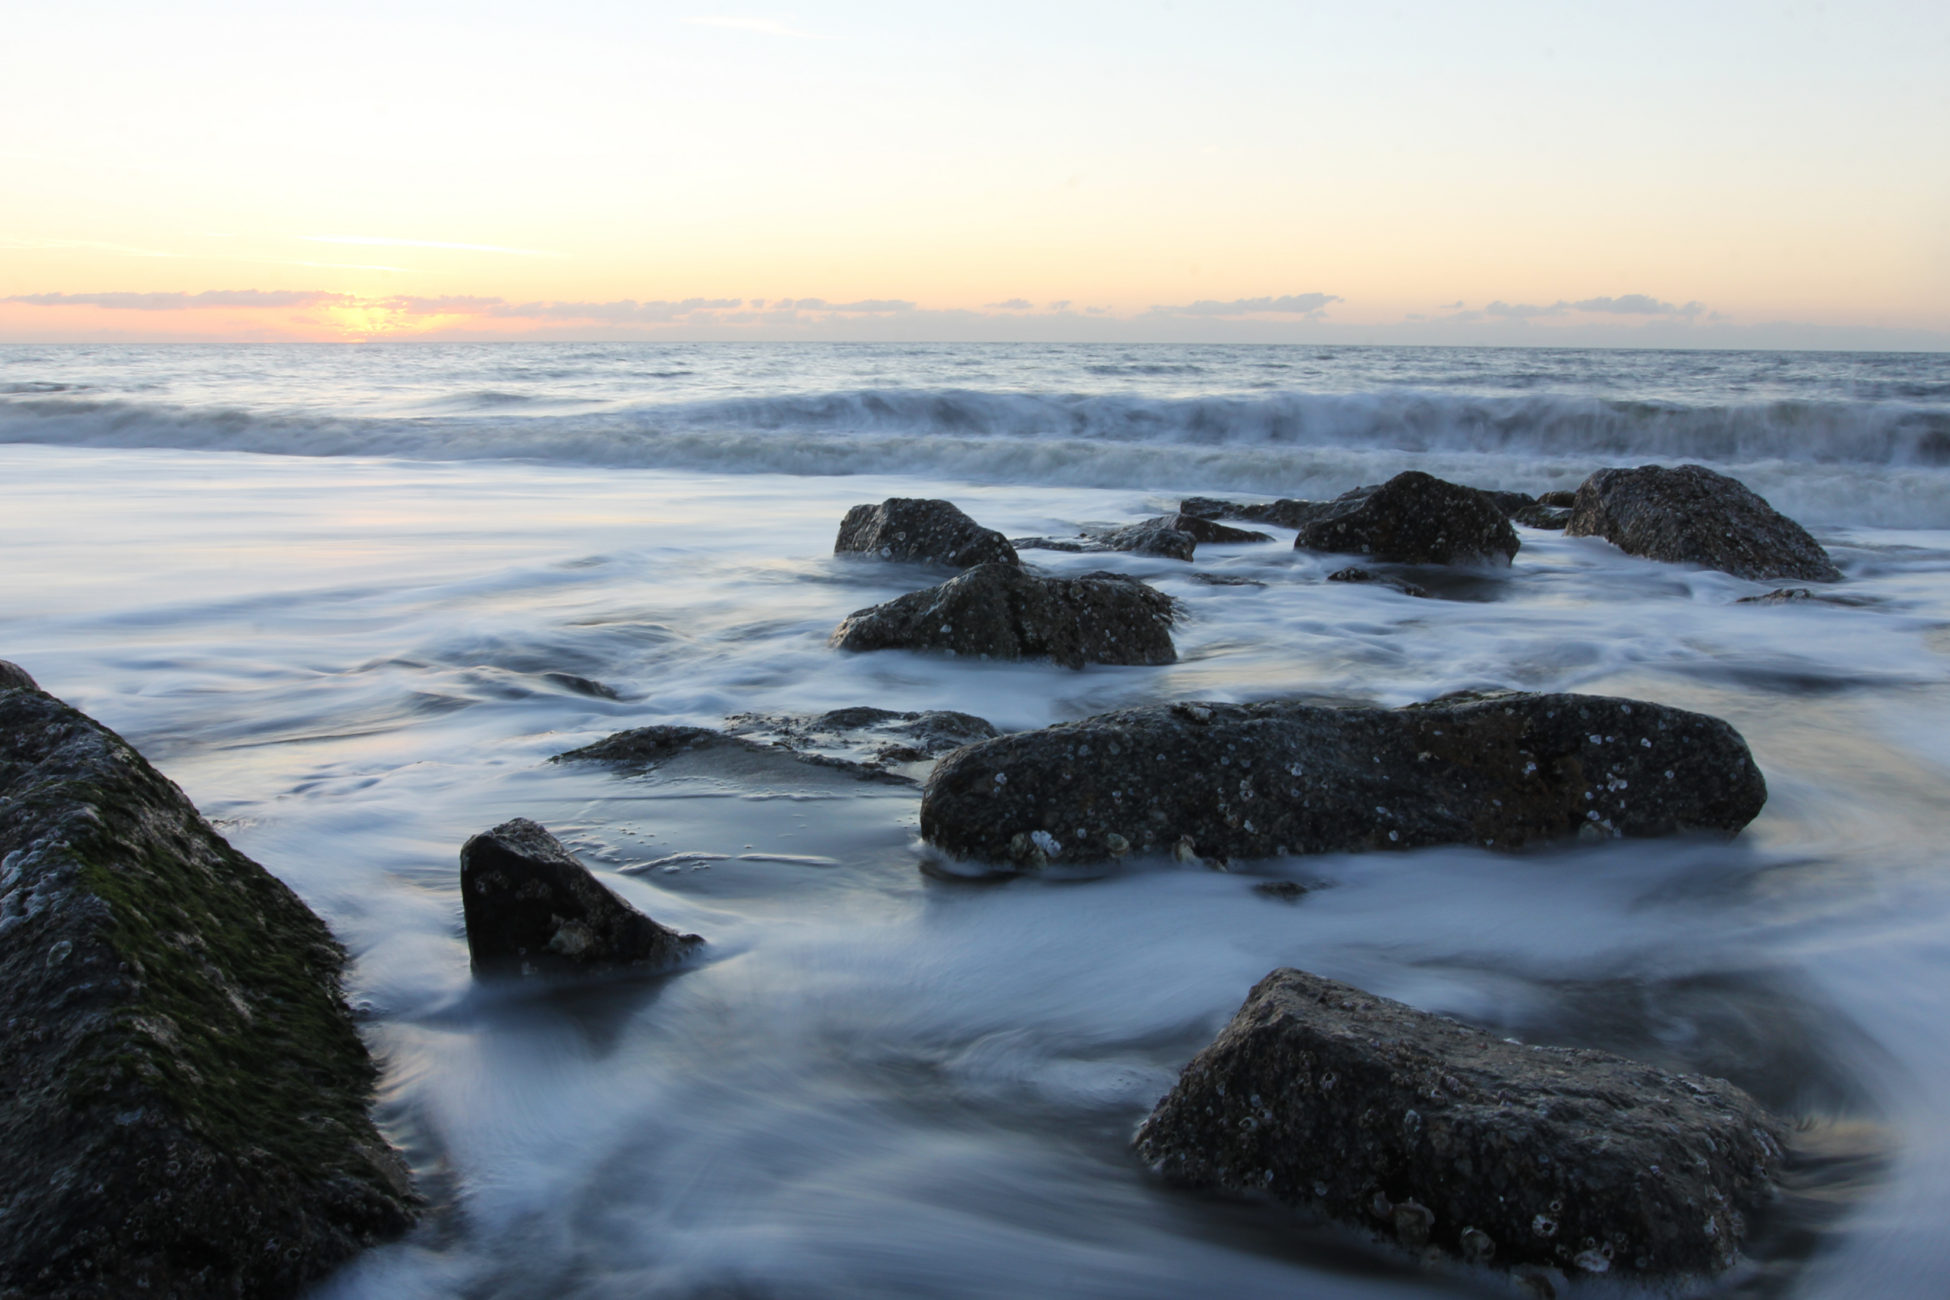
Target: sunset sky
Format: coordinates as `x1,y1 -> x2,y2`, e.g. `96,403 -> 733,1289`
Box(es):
4,0 -> 1945,347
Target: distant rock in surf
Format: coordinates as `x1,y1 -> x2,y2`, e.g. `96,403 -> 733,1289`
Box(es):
1566,464 -> 1841,581
835,498 -> 1019,569
0,661 -> 419,1297
1512,501 -> 1573,530
460,818 -> 702,977
1134,968 -> 1788,1278
919,692 -> 1765,867
830,561 -> 1177,669
1293,472 -> 1521,566
555,707 -> 998,784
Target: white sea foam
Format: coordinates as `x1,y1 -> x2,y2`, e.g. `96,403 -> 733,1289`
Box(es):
4,342 -> 1950,1297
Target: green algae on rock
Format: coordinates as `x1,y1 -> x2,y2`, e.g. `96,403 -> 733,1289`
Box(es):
0,662 -> 418,1299
1136,969 -> 1789,1278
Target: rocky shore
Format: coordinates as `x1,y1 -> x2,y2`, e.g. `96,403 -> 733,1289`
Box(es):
0,460 -> 1846,1290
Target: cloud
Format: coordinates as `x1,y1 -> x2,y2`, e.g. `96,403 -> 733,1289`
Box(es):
985,298 -> 1033,310
374,295 -> 511,314
6,289 -> 340,311
682,15 -> 820,39
1565,294 -> 1703,317
1482,300 -> 1564,320
1150,292 -> 1343,318
773,297 -> 914,313
1438,300 -> 1464,309
302,234 -> 563,258
1048,300 -> 1071,311
493,298 -> 743,322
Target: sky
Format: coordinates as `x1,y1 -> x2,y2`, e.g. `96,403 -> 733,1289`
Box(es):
3,0 -> 1946,347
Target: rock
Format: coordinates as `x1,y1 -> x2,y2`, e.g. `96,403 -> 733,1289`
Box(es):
1160,513 -> 1274,545
1252,880 -> 1311,902
1537,490 -> 1578,508
1133,968 -> 1788,1277
1087,518 -> 1197,561
725,706 -> 999,764
1325,567 -> 1430,598
1512,503 -> 1572,530
1294,472 -> 1521,565
0,663 -> 418,1298
1181,496 -> 1327,530
554,708 -> 997,785
834,498 -> 1019,569
1473,487 -> 1540,516
1014,512 -> 1268,562
1565,464 -> 1841,581
919,692 -> 1765,867
459,818 -> 702,976
1189,573 -> 1268,587
830,561 -> 1177,669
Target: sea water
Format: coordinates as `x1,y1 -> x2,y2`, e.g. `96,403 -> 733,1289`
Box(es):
3,343 -> 1949,1297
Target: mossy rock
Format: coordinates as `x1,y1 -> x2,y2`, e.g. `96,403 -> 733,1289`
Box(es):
0,664 -> 418,1298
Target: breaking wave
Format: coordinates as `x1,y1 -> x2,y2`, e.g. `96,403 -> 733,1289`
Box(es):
4,386 -> 1950,526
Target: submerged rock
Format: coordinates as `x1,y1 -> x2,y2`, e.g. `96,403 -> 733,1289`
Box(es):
834,498 -> 1019,569
1512,502 -> 1572,530
1294,472 -> 1521,566
830,561 -> 1177,669
1134,968 -> 1788,1277
1325,567 -> 1430,598
1565,464 -> 1841,582
1014,513 -> 1268,561
554,708 -> 997,785
460,818 -> 702,976
0,662 -> 418,1298
919,692 -> 1765,866
1181,496 -> 1328,530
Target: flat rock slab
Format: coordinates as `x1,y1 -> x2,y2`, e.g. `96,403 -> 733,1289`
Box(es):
1566,464 -> 1841,582
460,818 -> 702,976
830,561 -> 1177,669
0,663 -> 417,1298
834,498 -> 1019,569
1295,472 -> 1521,566
1135,968 -> 1789,1278
920,692 -> 1765,866
555,708 -> 998,785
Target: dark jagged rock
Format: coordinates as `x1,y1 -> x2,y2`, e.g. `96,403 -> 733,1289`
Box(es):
1190,574 -> 1268,587
1512,502 -> 1572,530
1294,472 -> 1521,566
1325,567 -> 1430,598
460,818 -> 702,976
919,692 -> 1765,867
0,663 -> 418,1299
830,561 -> 1176,669
834,498 -> 1019,569
1537,489 -> 1579,508
1134,969 -> 1788,1278
1565,464 -> 1841,582
1181,496 -> 1328,530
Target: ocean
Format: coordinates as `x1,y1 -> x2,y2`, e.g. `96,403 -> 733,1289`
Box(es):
4,341 -> 1949,1297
